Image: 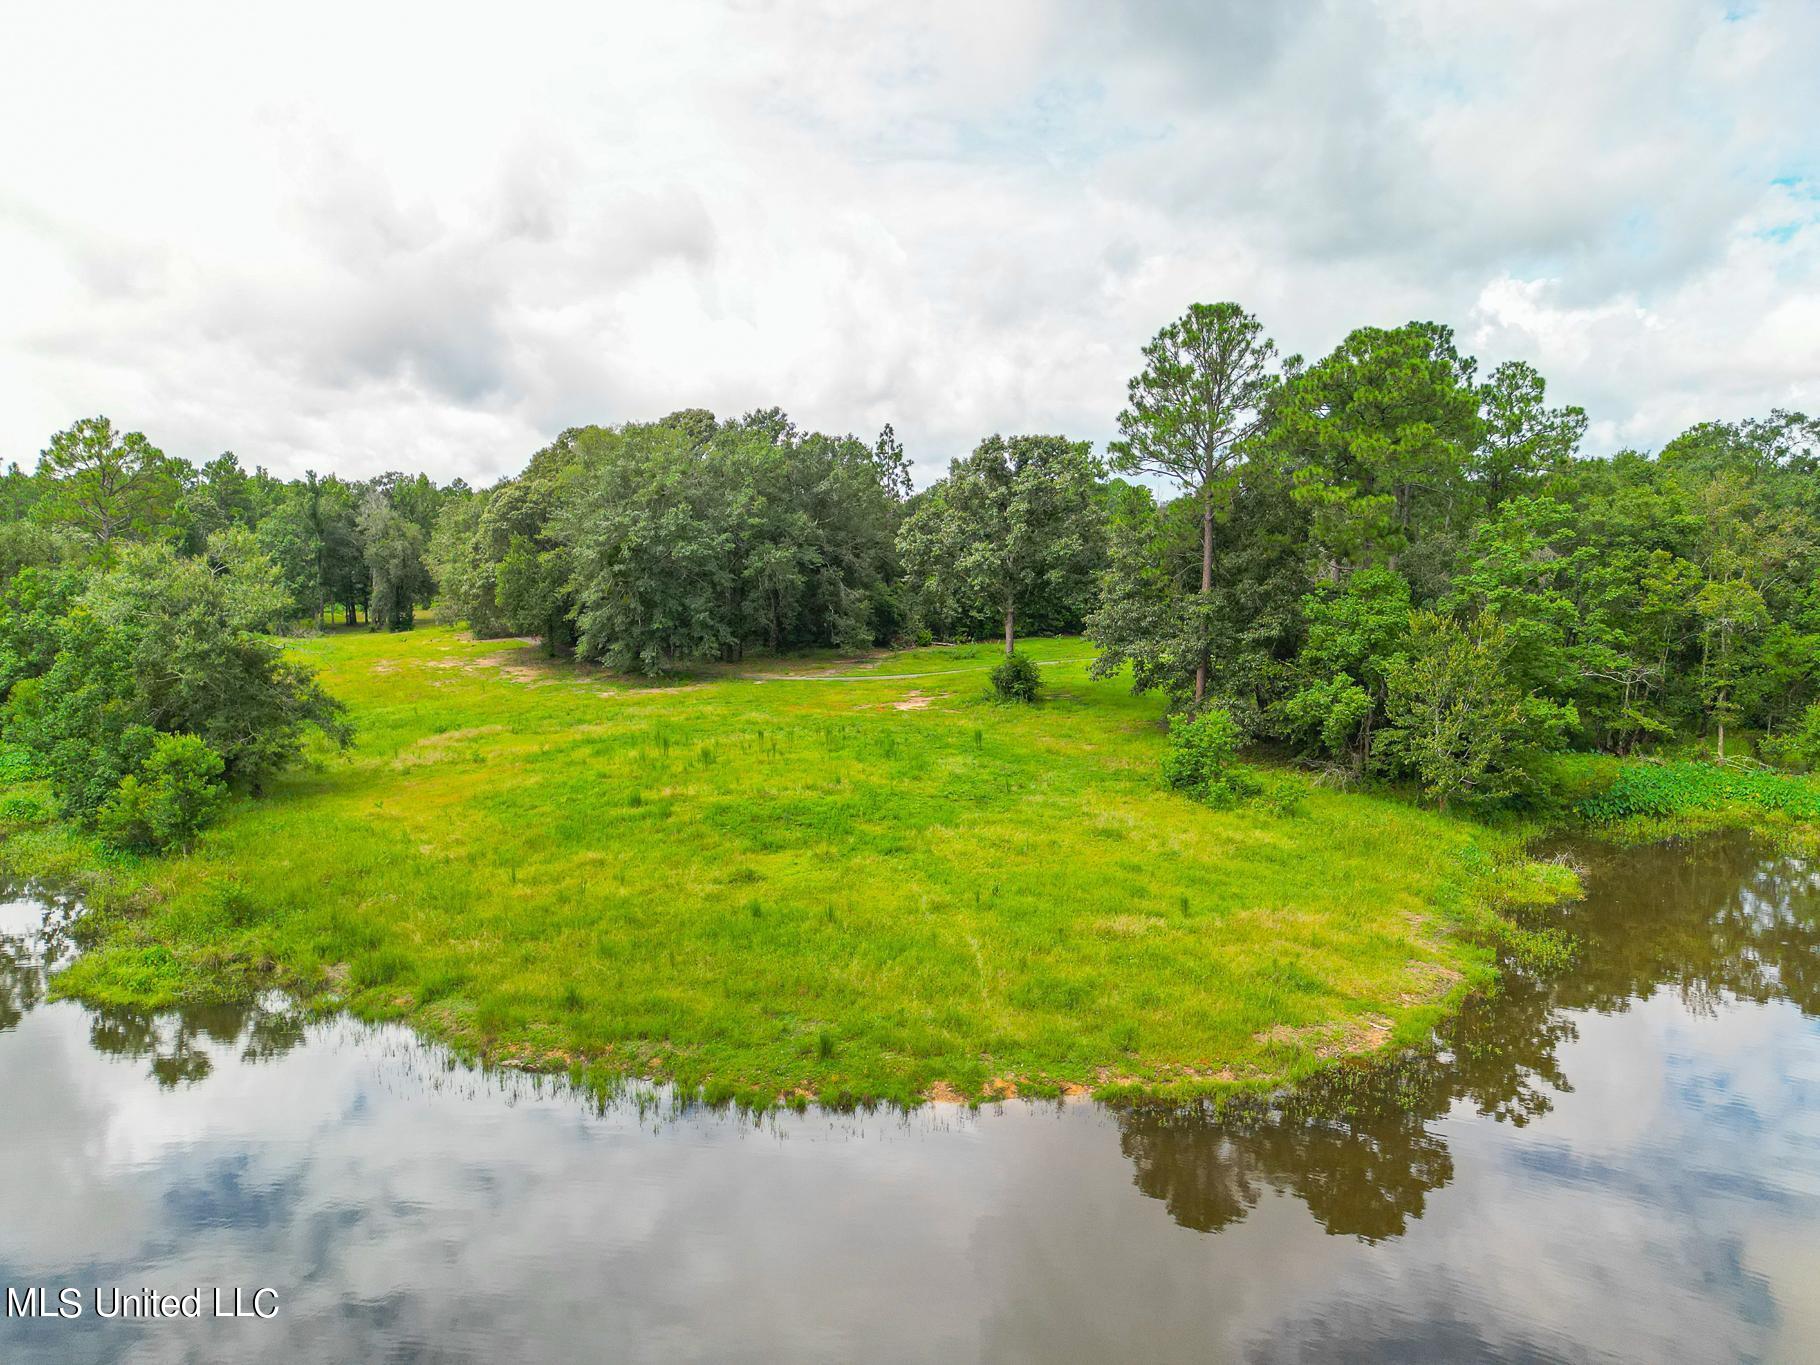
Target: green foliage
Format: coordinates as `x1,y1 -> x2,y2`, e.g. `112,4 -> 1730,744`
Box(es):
990,651 -> 1042,702
1,544 -> 351,822
1272,322 -> 1481,568
35,416 -> 180,561
357,489 -> 433,632
1109,302 -> 1280,494
1375,612 -> 1574,810
0,519 -> 73,582
1162,708 -> 1255,805
0,745 -> 54,829
1104,302 -> 1287,708
1762,701 -> 1820,772
0,741 -> 39,784
561,413 -> 902,673
1473,359 -> 1587,501
96,733 -> 227,852
898,434 -> 1104,650
1576,760 -> 1820,823
0,566 -> 86,701
1089,465 -> 1309,716
1274,676 -> 1372,764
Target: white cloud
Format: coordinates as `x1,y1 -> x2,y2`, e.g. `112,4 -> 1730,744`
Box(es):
2,0 -> 1817,487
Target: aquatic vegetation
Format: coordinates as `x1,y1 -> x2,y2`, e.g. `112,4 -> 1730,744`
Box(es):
1576,759 -> 1820,825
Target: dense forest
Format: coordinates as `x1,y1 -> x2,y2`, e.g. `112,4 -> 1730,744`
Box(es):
5,302 -> 1820,843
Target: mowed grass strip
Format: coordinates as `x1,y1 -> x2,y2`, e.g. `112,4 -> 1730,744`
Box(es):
43,625 -> 1568,1108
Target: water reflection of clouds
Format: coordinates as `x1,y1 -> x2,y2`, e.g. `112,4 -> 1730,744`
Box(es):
2,835 -> 1819,1362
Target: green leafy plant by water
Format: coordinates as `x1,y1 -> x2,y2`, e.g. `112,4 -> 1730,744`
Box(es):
1576,760 -> 1820,824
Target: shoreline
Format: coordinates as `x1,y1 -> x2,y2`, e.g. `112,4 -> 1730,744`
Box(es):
0,797 -> 1576,1113
0,813 -> 1798,1115
5,629 -> 1810,1115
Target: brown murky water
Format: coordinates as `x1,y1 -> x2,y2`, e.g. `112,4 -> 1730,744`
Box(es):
2,832 -> 1817,1362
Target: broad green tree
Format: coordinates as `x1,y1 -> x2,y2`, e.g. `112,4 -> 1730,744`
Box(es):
1272,567 -> 1412,771
356,490 -> 432,632
1088,463 -> 1308,720
3,543 -> 350,820
559,423 -> 738,673
898,434 -> 1103,655
1695,576 -> 1769,759
1375,611 -> 1573,810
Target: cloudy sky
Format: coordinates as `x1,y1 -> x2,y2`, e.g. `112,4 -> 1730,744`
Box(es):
3,1 -> 1817,488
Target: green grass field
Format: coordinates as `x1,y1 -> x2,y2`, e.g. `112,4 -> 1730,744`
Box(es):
7,625 -> 1574,1108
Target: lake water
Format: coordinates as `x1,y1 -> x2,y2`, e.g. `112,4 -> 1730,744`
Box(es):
2,833 -> 1818,1363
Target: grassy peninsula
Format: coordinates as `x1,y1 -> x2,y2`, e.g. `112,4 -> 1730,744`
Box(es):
2,625 -> 1571,1108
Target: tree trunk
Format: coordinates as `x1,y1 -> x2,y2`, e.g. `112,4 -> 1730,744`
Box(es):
1003,601 -> 1015,656
1196,491 -> 1213,706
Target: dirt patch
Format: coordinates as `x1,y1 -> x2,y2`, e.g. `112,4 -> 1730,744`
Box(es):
1397,959 -> 1465,1006
1256,1016 -> 1395,1060
1094,913 -> 1164,938
418,725 -> 507,747
393,724 -> 508,770
925,1080 -> 966,1104
891,691 -> 931,711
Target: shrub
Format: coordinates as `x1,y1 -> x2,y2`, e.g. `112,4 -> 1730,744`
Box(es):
1762,702 -> 1820,772
0,791 -> 52,827
1374,610 -> 1572,811
1162,708 -> 1256,805
0,742 -> 39,784
95,733 -> 227,852
5,546 -> 350,822
990,651 -> 1042,703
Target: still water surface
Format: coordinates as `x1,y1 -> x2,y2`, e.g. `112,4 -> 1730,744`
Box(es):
2,833 -> 1818,1363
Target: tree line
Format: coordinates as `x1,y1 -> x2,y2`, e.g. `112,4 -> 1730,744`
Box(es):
5,299 -> 1820,825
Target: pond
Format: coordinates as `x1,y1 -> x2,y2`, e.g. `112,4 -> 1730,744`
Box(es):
2,832 -> 1817,1363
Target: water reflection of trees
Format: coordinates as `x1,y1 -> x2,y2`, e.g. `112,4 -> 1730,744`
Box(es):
1119,831 -> 1820,1242
0,887 -> 76,1034
0,890 -> 308,1087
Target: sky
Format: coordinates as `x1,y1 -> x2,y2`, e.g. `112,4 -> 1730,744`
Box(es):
2,0 -> 1817,489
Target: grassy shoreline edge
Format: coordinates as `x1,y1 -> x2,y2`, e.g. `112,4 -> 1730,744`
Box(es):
5,630 -> 1811,1114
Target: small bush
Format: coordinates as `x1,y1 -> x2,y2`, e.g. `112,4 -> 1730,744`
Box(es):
990,651 -> 1042,703
1762,702 -> 1820,772
95,733 -> 227,852
1253,773 -> 1306,818
0,743 -> 40,784
0,791 -> 53,827
1162,708 -> 1257,805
